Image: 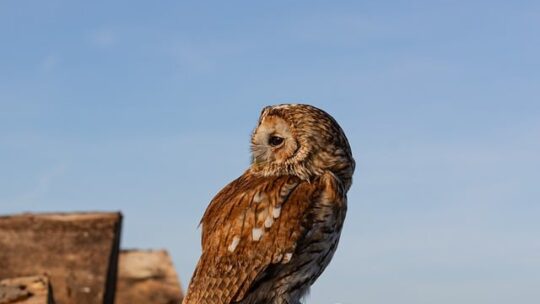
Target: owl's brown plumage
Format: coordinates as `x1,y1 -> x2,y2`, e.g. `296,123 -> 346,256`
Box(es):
183,104 -> 355,304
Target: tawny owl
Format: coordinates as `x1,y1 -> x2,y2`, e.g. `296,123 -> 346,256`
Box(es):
183,104 -> 355,304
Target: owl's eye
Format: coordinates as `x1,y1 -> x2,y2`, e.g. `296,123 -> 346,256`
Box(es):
268,136 -> 284,147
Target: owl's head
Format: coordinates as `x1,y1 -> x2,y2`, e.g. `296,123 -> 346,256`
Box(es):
250,104 -> 355,189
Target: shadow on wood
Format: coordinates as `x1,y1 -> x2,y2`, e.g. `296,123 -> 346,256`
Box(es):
0,275 -> 55,304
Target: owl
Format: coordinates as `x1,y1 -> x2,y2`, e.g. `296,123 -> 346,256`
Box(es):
183,104 -> 355,304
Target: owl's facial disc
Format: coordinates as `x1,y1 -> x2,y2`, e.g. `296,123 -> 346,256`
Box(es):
251,115 -> 298,165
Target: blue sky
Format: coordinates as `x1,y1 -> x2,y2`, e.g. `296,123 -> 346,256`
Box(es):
1,1 -> 539,303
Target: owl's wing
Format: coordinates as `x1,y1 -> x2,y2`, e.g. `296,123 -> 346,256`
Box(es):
183,171 -> 318,304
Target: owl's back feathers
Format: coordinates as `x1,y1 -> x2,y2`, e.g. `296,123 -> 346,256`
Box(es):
183,171 -> 346,303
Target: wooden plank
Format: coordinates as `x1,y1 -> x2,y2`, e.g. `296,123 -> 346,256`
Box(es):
115,250 -> 183,304
0,213 -> 122,304
0,275 -> 55,304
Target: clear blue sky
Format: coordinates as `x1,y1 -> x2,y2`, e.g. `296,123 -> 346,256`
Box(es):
1,1 -> 539,303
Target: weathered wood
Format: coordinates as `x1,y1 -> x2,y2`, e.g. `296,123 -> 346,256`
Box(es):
0,275 -> 55,304
0,213 -> 122,304
115,250 -> 183,304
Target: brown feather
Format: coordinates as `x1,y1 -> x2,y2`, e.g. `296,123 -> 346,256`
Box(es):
184,172 -> 315,303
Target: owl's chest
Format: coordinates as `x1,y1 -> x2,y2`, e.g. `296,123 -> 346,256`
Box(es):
302,193 -> 346,255
261,197 -> 345,302
302,183 -> 347,244
290,194 -> 346,276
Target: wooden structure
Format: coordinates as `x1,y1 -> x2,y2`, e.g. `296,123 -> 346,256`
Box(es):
0,213 -> 122,304
115,250 -> 184,304
0,275 -> 55,304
